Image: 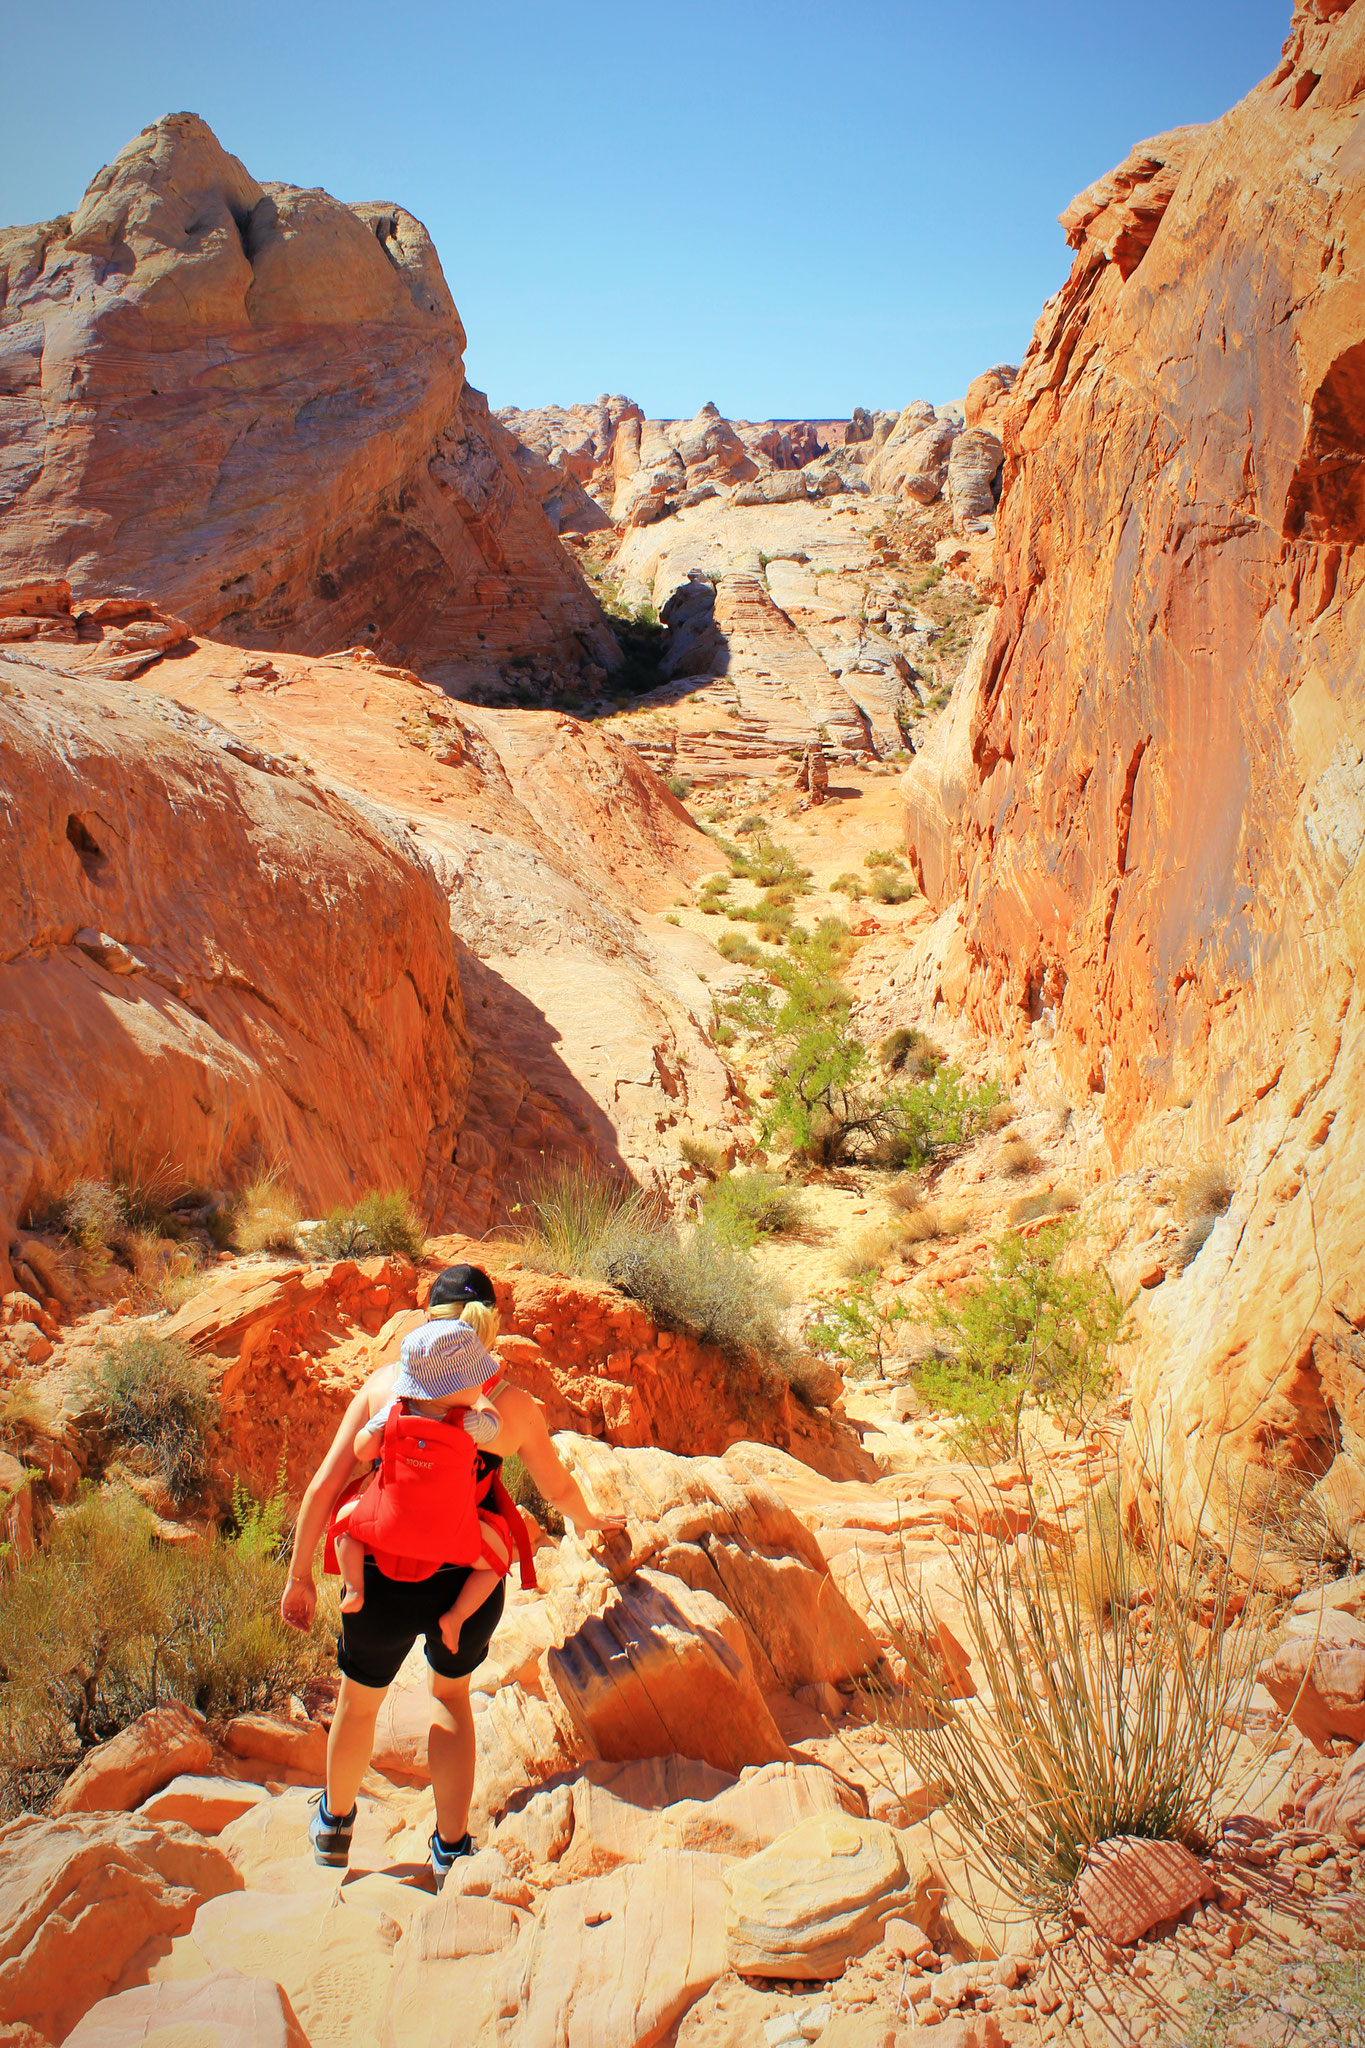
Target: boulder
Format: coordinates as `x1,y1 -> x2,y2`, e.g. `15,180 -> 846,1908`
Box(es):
64,1971 -> 308,2047
945,428 -> 1003,530
544,1569 -> 788,1775
0,1813 -> 241,2045
221,1715 -> 330,1779
53,1706 -> 215,1816
1305,1741 -> 1365,1844
492,1850 -> 728,2047
725,1814 -> 934,1979
1074,1835 -> 1211,1945
1260,1611 -> 1365,1751
381,1888 -> 528,2047
137,1777 -> 272,1835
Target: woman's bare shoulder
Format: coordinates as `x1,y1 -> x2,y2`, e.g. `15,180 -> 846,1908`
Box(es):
363,1364 -> 397,1416
489,1382 -> 548,1448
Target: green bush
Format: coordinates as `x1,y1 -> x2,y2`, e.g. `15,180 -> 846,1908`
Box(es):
863,847 -> 906,871
515,1162 -> 650,1276
678,1135 -> 727,1178
0,1489 -> 335,1818
805,1278 -> 912,1378
878,1026 -> 939,1078
728,836 -> 811,892
82,1331 -> 217,1504
310,1188 -> 425,1263
917,1220 -> 1131,1458
701,1170 -> 807,1248
735,811 -> 766,835
716,930 -> 764,966
830,872 -> 867,900
664,774 -> 693,800
869,870 -> 917,905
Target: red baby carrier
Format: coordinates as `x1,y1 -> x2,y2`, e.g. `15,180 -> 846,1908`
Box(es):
327,1398 -> 537,1589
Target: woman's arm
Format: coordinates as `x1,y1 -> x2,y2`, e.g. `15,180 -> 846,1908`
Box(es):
493,1386 -> 626,1536
280,1367 -> 393,1631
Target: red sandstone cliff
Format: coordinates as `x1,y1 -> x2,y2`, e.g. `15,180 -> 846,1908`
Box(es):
903,0 -> 1365,1540
0,114 -> 615,692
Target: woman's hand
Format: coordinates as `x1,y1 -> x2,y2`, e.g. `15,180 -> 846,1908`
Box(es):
280,1574 -> 317,1632
571,1510 -> 629,1536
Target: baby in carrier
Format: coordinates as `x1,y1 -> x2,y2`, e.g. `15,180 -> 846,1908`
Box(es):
329,1270 -> 532,1651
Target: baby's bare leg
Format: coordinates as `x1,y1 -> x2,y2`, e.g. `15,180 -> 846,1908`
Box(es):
335,1531 -> 367,1615
438,1567 -> 499,1654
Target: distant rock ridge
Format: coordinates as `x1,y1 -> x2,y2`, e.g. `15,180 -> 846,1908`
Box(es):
496,392 -> 1012,534
0,113 -> 616,693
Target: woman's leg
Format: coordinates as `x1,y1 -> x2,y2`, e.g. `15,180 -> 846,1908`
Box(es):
325,1672 -> 389,1818
427,1669 -> 476,1844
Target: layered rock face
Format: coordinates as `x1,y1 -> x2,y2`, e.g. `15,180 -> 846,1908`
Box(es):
0,648 -> 469,1280
0,115 -> 614,692
901,3 -> 1365,1535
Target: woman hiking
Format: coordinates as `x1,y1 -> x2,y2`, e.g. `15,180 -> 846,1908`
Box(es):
280,1262 -> 624,1888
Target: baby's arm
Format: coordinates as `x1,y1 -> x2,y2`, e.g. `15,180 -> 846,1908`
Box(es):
352,1402 -> 389,1463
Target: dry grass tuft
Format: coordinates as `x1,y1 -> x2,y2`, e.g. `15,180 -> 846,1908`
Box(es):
1176,1161 -> 1235,1222
678,1135 -> 727,1179
310,1188 -> 425,1264
997,1135 -> 1041,1178
1007,1184 -> 1081,1228
232,1175 -> 304,1257
840,1224 -> 902,1279
885,1174 -> 925,1214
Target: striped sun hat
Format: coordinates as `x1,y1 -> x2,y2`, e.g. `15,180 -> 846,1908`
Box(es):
393,1316 -> 496,1401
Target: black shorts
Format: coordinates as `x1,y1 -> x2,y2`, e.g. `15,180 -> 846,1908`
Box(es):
336,1554 -> 506,1691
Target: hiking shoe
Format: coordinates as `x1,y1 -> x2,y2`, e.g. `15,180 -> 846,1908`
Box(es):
309,1793 -> 357,1867
429,1827 -> 474,1890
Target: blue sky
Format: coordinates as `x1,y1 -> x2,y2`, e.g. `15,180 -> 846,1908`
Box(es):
3,1 -> 1290,418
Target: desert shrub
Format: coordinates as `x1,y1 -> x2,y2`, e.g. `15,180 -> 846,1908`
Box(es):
310,1188 -> 425,1263
806,1279 -> 912,1378
863,848 -> 906,871
664,774 -> 693,800
735,811 -> 766,835
598,1222 -> 794,1376
716,931 -> 764,966
997,1135 -> 1041,1178
898,1206 -> 942,1245
867,1066 -> 1003,1170
869,870 -> 917,905
831,872 -> 866,899
916,1220 -> 1130,1459
501,1451 -> 564,1537
702,1170 -> 807,1248
698,874 -> 731,913
729,836 -> 811,892
517,1165 -> 801,1385
1177,1161 -> 1234,1222
0,1489 -> 334,1818
867,1449 -> 1272,1917
678,1135 -> 727,1179
82,1331 -> 217,1504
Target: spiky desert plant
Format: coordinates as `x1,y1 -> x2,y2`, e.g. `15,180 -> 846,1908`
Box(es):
863,1448 -> 1275,1918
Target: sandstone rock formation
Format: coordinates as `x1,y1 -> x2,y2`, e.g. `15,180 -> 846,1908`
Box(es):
0,114 -> 615,693
899,2 -> 1365,1538
0,649 -> 469,1284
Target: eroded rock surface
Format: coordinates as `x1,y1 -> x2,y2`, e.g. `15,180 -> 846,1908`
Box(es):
0,115 -> 614,694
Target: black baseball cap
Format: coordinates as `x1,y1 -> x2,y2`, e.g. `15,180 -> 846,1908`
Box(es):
429,1263 -> 497,1308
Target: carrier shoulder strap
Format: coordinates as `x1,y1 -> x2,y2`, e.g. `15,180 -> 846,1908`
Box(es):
486,1470 -> 538,1591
